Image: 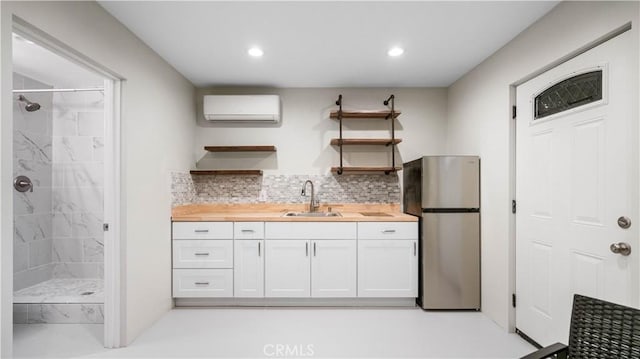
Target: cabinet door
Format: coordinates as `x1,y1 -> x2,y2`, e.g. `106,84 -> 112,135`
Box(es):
234,239 -> 264,297
265,240 -> 310,297
311,240 -> 356,297
358,239 -> 418,297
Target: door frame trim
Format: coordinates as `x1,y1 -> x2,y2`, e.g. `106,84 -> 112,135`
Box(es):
9,16 -> 126,349
509,22 -> 634,333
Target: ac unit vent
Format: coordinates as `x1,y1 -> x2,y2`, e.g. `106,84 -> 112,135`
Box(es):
203,95 -> 280,123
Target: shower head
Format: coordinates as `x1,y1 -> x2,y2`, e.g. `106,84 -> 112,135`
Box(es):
17,95 -> 41,112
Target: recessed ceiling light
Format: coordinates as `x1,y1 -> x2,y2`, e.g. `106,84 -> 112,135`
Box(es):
388,47 -> 404,57
248,47 -> 264,57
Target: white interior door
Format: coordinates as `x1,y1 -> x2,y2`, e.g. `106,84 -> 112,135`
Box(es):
516,31 -> 638,346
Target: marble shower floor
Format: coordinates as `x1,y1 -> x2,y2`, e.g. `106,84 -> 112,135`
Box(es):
14,279 -> 104,304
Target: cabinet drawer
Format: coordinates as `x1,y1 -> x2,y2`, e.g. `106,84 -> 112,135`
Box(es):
265,222 -> 356,239
357,222 -> 418,240
173,240 -> 233,268
172,269 -> 233,298
172,222 -> 233,240
234,222 -> 265,239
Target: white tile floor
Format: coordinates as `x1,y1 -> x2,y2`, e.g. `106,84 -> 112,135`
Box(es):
14,308 -> 535,358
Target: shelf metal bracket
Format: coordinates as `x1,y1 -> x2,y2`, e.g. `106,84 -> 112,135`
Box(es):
384,94 -> 396,174
336,94 -> 344,175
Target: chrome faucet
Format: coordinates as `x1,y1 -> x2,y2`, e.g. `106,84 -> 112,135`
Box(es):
301,180 -> 319,212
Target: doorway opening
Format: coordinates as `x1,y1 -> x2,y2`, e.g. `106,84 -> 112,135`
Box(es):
10,22 -> 122,351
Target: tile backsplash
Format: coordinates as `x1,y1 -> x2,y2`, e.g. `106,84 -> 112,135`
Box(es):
171,172 -> 400,206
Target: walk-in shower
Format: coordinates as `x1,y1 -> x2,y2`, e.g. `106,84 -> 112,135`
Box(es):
12,33 -> 106,325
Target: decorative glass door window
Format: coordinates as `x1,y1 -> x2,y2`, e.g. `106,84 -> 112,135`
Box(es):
534,70 -> 603,120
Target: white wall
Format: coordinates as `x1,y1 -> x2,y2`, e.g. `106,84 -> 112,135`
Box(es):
0,2 -> 13,356
446,1 -> 639,330
195,88 -> 447,174
0,0 -> 196,348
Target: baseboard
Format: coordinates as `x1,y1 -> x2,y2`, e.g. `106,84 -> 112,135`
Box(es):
174,297 -> 417,307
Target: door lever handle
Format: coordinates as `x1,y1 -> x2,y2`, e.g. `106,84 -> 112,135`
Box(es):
13,176 -> 33,193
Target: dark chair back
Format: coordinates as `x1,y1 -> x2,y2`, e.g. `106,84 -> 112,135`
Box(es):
569,294 -> 640,358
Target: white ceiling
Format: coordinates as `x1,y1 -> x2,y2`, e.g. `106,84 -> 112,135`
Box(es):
99,1 -> 558,88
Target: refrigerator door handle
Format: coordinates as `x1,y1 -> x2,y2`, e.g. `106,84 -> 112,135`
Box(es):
413,241 -> 417,256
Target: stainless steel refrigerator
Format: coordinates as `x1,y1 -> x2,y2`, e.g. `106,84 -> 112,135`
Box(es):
403,156 -> 480,310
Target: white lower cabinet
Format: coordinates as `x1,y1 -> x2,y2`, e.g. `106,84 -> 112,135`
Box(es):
311,240 -> 356,297
357,239 -> 418,297
172,220 -> 419,301
265,239 -> 357,298
234,239 -> 264,297
265,240 -> 311,297
172,240 -> 233,269
173,269 -> 233,297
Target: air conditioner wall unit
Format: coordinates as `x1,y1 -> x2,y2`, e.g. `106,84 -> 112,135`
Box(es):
203,95 -> 280,123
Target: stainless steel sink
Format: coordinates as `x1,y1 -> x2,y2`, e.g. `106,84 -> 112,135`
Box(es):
283,212 -> 342,217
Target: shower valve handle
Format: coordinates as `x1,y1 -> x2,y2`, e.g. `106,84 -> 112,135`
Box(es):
14,176 -> 33,193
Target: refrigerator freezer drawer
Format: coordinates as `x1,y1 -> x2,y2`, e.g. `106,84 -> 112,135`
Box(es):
421,156 -> 480,209
421,212 -> 480,309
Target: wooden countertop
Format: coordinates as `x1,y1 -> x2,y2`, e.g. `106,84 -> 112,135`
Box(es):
172,203 -> 418,222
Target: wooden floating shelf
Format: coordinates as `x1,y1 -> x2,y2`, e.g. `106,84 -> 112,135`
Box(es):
190,170 -> 263,175
330,167 -> 402,174
330,138 -> 402,146
329,110 -> 401,119
204,145 -> 276,152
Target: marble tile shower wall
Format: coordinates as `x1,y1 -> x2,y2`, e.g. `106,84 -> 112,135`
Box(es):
13,73 -> 54,291
171,172 -> 400,206
51,91 -> 104,279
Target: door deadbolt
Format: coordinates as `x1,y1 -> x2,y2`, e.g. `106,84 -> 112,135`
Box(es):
618,216 -> 632,229
610,242 -> 632,256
